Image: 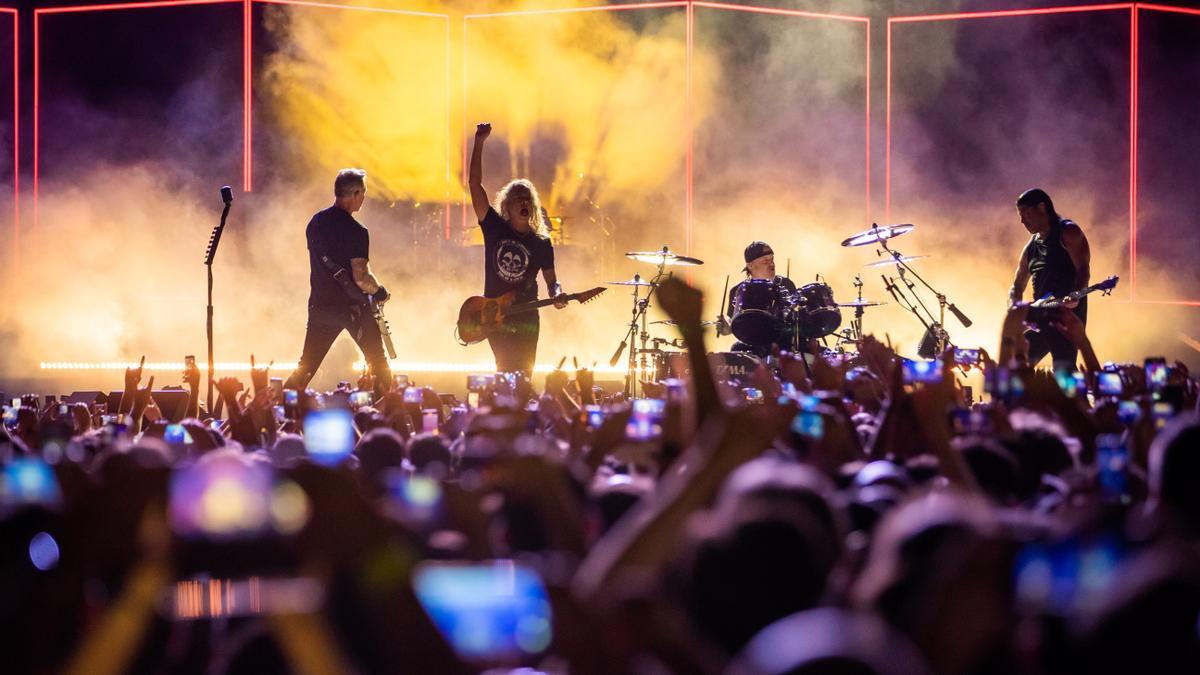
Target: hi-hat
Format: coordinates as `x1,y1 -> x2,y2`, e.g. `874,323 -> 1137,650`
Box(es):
863,255 -> 928,268
837,299 -> 888,308
625,247 -> 704,266
841,223 -> 914,247
607,277 -> 658,287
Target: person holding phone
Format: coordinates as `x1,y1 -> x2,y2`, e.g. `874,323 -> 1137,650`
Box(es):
1007,188 -> 1091,370
283,169 -> 393,396
469,122 -> 568,374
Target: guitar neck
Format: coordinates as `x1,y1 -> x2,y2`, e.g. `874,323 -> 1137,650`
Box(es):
508,294 -> 577,315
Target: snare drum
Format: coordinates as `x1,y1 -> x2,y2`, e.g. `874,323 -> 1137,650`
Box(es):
708,351 -> 764,385
797,282 -> 842,338
730,279 -> 787,346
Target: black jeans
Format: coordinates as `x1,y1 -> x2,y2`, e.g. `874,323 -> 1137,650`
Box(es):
488,318 -> 539,374
284,304 -> 392,395
1025,300 -> 1087,371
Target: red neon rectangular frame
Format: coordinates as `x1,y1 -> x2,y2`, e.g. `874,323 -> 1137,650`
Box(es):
34,0 -> 452,236
461,2 -> 690,248
0,10 -> 17,274
692,1 -> 870,230
1130,3 -> 1200,305
463,1 -> 868,256
886,4 -> 1138,303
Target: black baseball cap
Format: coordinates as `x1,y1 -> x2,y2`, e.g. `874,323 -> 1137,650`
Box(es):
743,241 -> 773,271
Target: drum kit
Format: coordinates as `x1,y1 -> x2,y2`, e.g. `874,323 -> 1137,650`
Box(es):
604,222 -> 972,394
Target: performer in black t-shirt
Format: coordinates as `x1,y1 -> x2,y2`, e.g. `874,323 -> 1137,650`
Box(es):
1008,188 -> 1091,370
283,169 -> 393,395
468,122 -> 567,373
717,240 -> 799,357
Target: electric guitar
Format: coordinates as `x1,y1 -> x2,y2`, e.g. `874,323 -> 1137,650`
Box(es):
456,287 -> 606,345
1026,275 -> 1119,325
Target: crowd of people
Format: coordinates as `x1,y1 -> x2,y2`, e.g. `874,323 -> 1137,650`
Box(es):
2,277 -> 1198,675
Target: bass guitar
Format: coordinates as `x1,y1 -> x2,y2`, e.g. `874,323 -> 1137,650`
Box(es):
1026,275 -> 1119,326
456,287 -> 606,345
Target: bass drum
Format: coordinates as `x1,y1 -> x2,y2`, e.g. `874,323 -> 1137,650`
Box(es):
730,279 -> 787,346
663,352 -> 764,385
796,282 -> 842,338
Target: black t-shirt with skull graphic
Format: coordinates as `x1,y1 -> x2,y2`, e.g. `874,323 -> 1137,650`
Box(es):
481,206 -> 555,305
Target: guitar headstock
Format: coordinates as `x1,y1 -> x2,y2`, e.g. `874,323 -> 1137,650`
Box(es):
576,287 -> 607,304
1094,275 -> 1119,295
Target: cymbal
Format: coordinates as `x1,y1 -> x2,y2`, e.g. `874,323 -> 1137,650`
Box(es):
841,223 -> 914,247
837,300 -> 887,308
650,319 -> 717,327
625,248 -> 704,266
606,278 -> 658,287
863,255 -> 928,268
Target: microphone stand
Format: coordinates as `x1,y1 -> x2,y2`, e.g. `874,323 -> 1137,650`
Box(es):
204,186 -> 234,416
877,237 -> 972,353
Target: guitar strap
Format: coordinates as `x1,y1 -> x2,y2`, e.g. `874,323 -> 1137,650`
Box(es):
310,236 -> 370,307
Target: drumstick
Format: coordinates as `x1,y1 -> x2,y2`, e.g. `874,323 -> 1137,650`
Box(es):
721,275 -> 730,315
786,259 -> 790,279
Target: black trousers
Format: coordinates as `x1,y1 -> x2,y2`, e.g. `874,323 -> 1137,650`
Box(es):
488,318 -> 539,374
284,304 -> 392,396
1025,300 -> 1087,371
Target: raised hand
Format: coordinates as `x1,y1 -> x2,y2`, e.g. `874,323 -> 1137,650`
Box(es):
475,122 -> 492,140
656,276 -> 704,329
249,354 -> 272,395
182,358 -> 201,390
125,355 -> 146,391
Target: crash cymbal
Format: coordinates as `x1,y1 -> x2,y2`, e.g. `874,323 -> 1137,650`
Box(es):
837,300 -> 888,308
863,255 -> 928,268
606,278 -> 658,287
625,247 -> 705,266
841,223 -> 914,247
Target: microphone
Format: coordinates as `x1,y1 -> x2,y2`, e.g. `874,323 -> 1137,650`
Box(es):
948,302 -> 973,328
220,185 -> 233,204
609,340 -> 627,367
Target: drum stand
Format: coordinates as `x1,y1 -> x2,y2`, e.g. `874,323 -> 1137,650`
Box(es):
612,262 -> 669,398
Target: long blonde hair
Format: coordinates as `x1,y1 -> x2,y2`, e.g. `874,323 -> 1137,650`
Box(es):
494,179 -> 549,238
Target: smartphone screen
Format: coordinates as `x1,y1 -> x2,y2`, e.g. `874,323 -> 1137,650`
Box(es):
387,474 -> 443,527
1096,433 -> 1129,502
303,409 -> 356,466
422,409 -> 440,434
742,387 -> 764,403
269,377 -> 284,399
1117,400 -> 1141,426
394,374 -> 411,389
2,406 -> 17,428
1144,358 -> 1168,392
349,391 -> 373,408
284,389 -> 299,406
3,458 -> 63,507
403,388 -> 424,405
1151,401 -> 1174,430
902,359 -> 943,384
791,410 -> 824,439
467,374 -> 494,392
1054,368 -> 1087,398
164,423 -> 194,445
954,348 -> 981,366
625,399 -> 665,441
169,455 -> 277,539
412,561 -> 553,662
584,404 -> 605,429
1097,371 -> 1123,397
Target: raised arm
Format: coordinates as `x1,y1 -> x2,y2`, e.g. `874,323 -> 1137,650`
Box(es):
469,123 -> 492,222
1009,242 -> 1031,306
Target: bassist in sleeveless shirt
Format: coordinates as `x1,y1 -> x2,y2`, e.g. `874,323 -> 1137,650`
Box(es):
1008,188 -> 1091,370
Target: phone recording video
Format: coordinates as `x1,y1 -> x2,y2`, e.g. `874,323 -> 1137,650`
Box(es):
412,561 -> 553,663
2,406 -> 17,429
1151,401 -> 1175,429
902,359 -> 943,384
1117,400 -> 1141,426
953,348 -> 981,366
625,398 -> 665,441
303,409 -> 356,466
349,390 -> 373,409
169,457 -> 277,539
387,474 -> 444,528
394,373 -> 411,389
1097,371 -> 1124,397
584,404 -> 605,429
403,387 -> 424,405
1144,357 -> 1168,393
164,423 -> 194,445
1054,368 -> 1087,398
1096,433 -> 1130,503
2,458 -> 63,509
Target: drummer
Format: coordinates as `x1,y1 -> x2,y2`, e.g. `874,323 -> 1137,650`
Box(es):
717,241 -> 799,356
